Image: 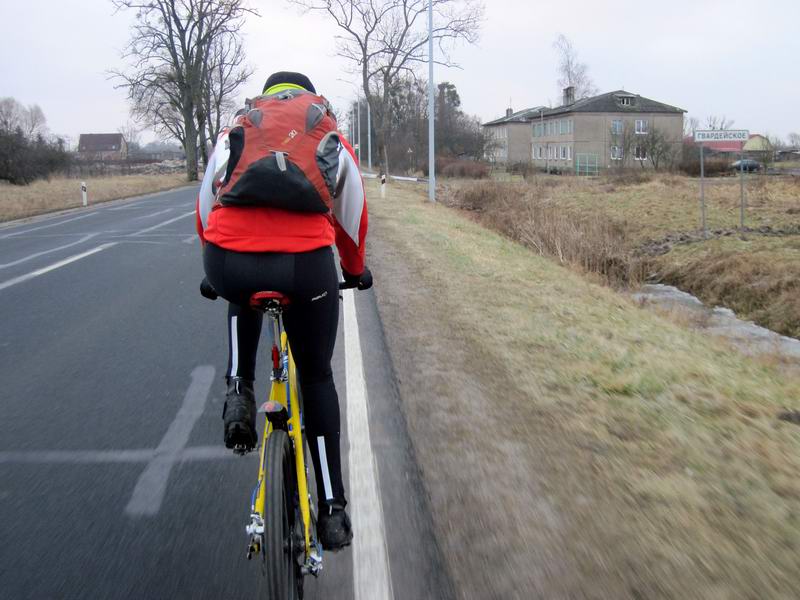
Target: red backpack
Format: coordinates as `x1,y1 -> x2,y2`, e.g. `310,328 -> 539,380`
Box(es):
216,89 -> 340,213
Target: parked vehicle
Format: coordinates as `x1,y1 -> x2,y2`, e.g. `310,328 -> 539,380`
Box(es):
731,159 -> 762,172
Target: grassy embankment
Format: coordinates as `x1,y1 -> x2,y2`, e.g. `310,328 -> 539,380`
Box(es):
0,173 -> 189,222
442,174 -> 800,337
368,179 -> 800,599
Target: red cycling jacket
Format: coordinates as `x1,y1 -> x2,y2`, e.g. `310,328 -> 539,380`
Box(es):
196,134 -> 368,276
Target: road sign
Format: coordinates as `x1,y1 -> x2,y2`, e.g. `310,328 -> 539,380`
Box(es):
693,129 -> 750,237
694,129 -> 749,143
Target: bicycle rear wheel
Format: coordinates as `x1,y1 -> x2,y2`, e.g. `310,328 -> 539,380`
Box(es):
263,429 -> 300,599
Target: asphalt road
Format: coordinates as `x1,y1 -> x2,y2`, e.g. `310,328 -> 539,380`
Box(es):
0,188 -> 454,600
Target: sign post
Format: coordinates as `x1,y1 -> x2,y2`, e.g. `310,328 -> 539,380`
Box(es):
693,129 -> 749,237
740,147 -> 746,230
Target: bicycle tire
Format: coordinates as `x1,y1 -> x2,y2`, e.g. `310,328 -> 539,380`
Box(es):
263,429 -> 300,600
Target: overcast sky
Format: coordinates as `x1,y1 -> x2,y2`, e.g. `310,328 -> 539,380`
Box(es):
2,0 -> 798,147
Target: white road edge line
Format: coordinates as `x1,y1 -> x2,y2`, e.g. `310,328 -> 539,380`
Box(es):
0,242 -> 117,292
344,289 -> 394,600
125,365 -> 215,517
0,233 -> 96,270
132,210 -> 195,236
0,212 -> 97,239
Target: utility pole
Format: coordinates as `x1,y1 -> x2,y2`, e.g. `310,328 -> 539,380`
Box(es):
357,97 -> 361,163
427,0 -> 435,202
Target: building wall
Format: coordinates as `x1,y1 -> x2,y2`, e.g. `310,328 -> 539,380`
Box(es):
531,112 -> 683,172
531,116 -> 576,171
507,123 -> 533,163
484,122 -> 536,164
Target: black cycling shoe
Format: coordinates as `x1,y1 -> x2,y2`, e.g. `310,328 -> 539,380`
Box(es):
317,500 -> 353,551
222,377 -> 257,451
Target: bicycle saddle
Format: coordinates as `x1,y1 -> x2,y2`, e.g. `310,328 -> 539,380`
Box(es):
249,291 -> 291,312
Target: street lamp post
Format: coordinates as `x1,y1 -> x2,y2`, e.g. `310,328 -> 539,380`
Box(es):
427,0 -> 435,203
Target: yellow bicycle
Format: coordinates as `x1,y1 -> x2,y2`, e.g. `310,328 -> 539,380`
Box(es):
241,290 -> 321,599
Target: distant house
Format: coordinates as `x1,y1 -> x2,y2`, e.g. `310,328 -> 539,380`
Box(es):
743,134 -> 773,153
77,133 -> 128,161
531,88 -> 685,173
482,106 -> 546,164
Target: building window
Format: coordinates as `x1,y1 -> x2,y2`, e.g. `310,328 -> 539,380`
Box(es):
568,119 -> 573,134
620,96 -> 633,106
611,145 -> 623,160
611,120 -> 623,135
567,145 -> 572,161
635,119 -> 648,135
560,145 -> 567,160
560,120 -> 567,135
635,145 -> 647,160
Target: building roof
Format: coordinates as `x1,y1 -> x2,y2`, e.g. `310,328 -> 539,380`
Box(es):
538,91 -> 685,118
78,133 -> 126,153
483,106 -> 547,127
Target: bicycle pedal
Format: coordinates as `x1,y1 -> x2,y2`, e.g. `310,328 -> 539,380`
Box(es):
246,541 -> 260,560
233,444 -> 251,456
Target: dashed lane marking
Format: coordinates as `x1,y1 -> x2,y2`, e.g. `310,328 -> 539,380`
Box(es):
0,234 -> 96,270
132,210 -> 195,236
0,243 -> 117,292
0,446 -> 232,464
0,212 -> 97,239
129,207 -> 175,221
125,365 -> 215,517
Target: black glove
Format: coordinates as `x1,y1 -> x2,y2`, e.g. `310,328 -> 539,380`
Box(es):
200,277 -> 218,300
340,265 -> 373,290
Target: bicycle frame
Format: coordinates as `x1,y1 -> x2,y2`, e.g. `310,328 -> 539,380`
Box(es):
247,310 -> 321,575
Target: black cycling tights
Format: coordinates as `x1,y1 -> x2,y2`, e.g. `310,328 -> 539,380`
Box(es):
204,242 -> 344,504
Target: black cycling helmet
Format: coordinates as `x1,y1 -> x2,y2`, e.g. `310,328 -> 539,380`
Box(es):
262,71 -> 316,94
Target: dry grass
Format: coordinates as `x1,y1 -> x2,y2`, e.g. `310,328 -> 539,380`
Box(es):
368,179 -> 800,599
0,173 -> 189,222
442,174 -> 800,337
443,180 -> 642,285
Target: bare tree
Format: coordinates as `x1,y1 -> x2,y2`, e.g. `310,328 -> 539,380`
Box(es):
288,0 -> 483,176
642,126 -> 677,171
789,132 -> 800,148
705,115 -> 735,130
111,0 -> 256,181
683,115 -> 699,138
0,98 -> 47,138
118,121 -> 142,154
552,34 -> 597,100
198,33 -> 253,165
609,121 -> 636,169
22,105 -> 47,139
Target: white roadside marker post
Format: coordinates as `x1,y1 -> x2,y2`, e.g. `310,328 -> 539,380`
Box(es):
81,181 -> 88,207
380,173 -> 386,199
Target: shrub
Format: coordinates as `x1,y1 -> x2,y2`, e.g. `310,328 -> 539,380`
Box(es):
422,157 -> 490,179
0,130 -> 71,185
604,169 -> 654,186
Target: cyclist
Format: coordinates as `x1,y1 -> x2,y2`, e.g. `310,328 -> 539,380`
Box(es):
196,71 -> 371,551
